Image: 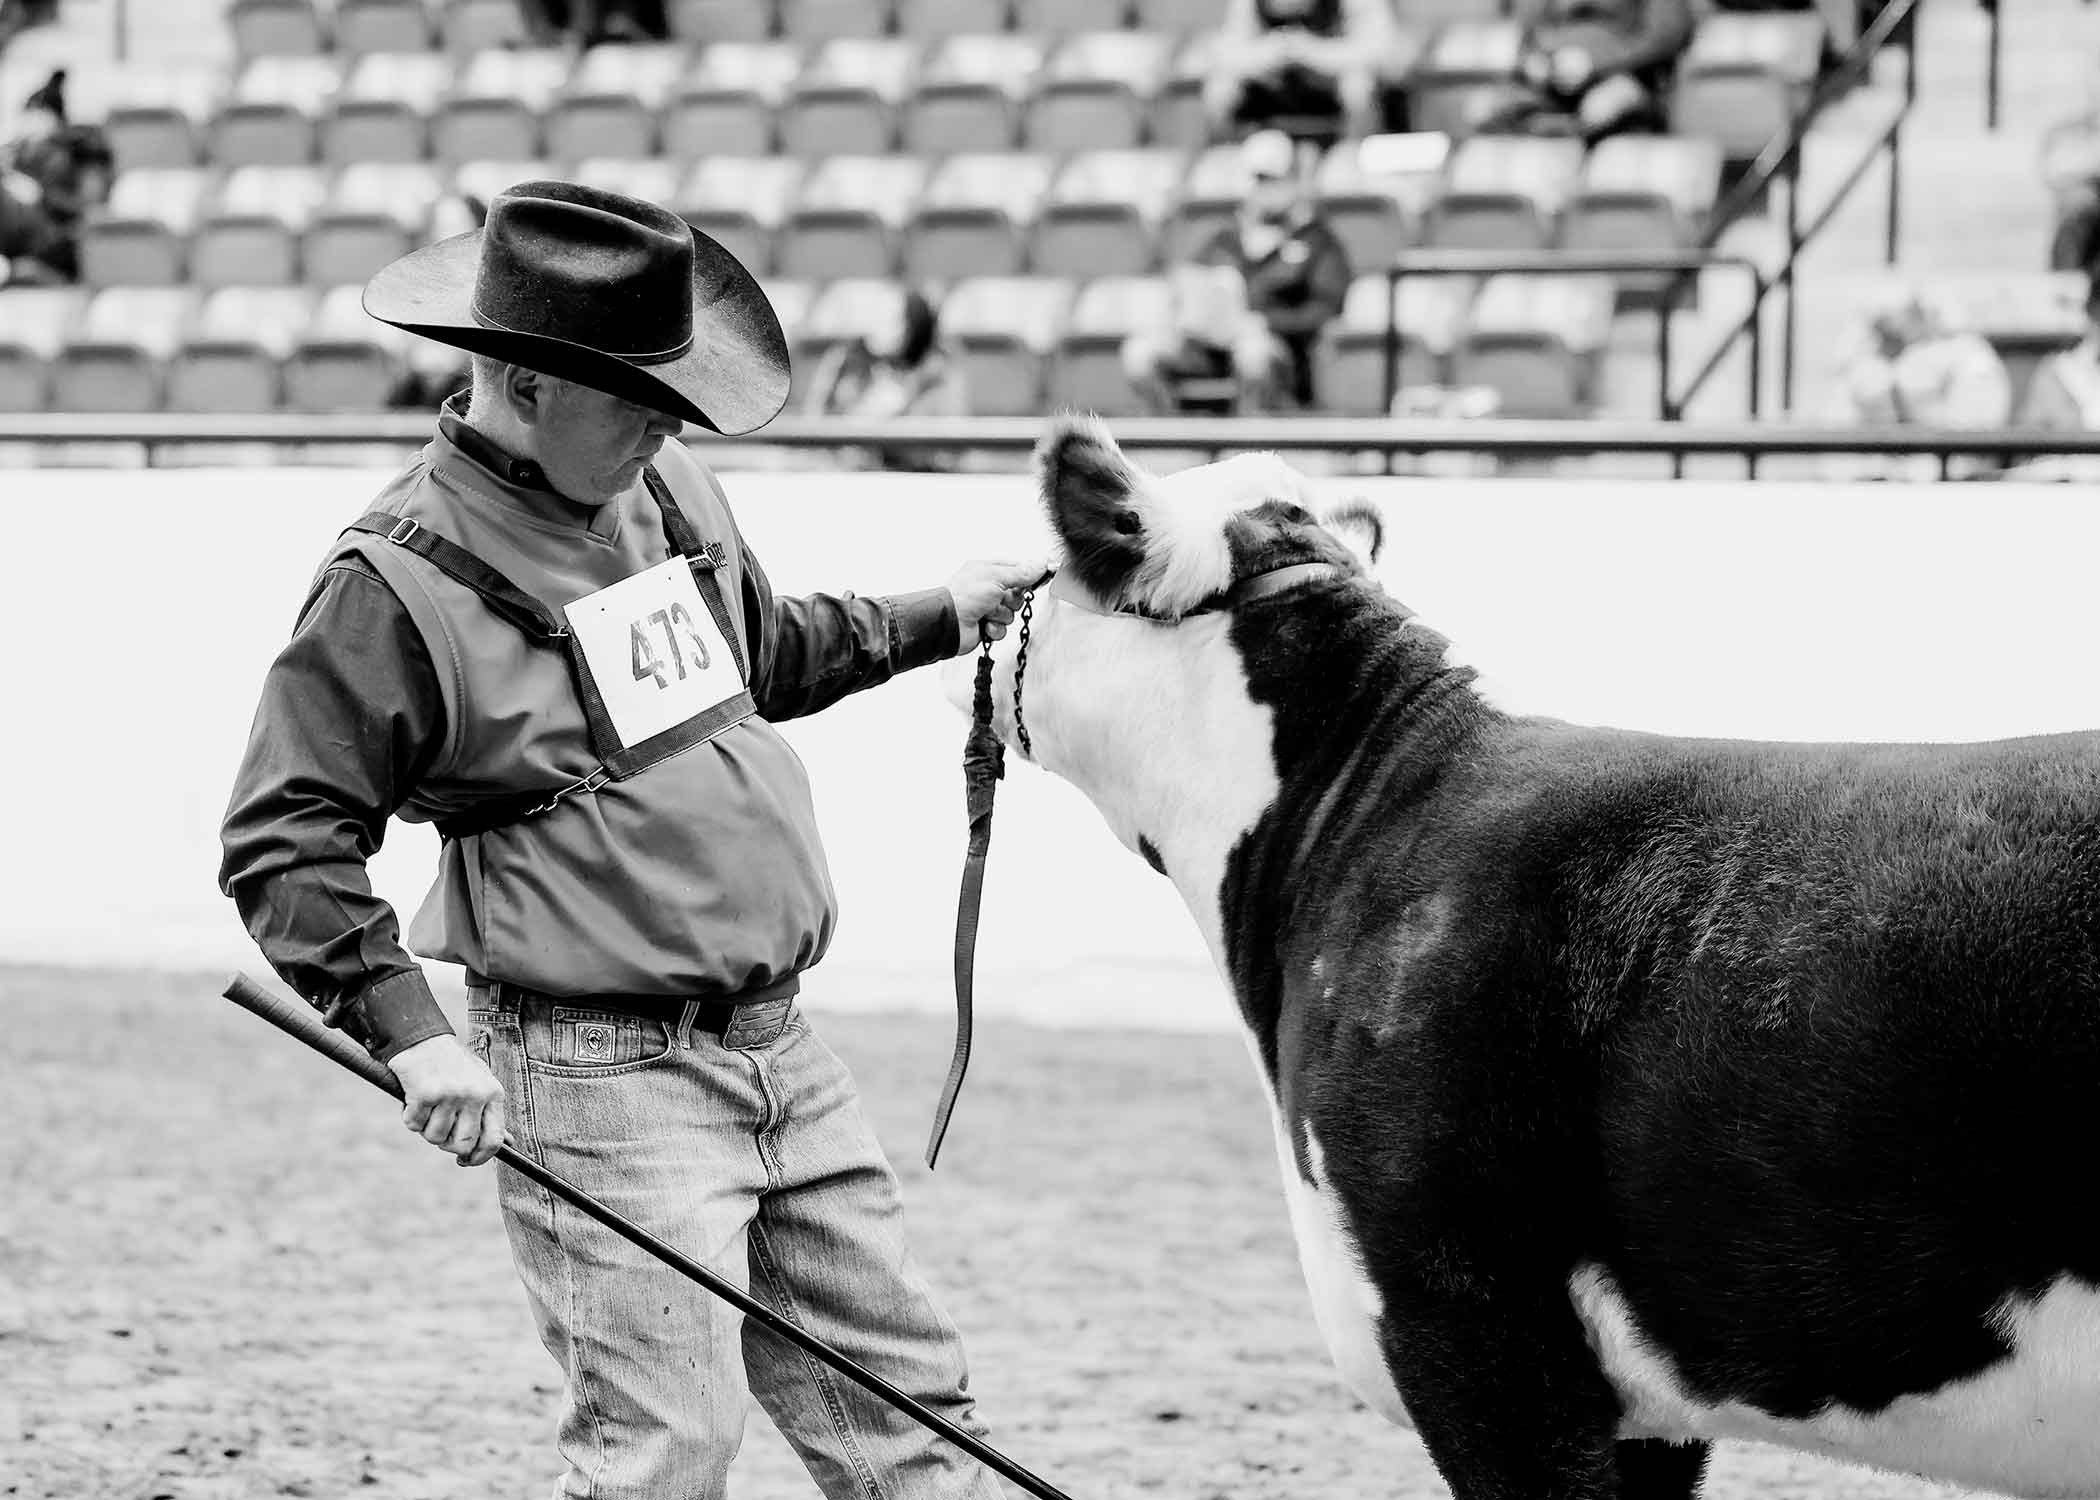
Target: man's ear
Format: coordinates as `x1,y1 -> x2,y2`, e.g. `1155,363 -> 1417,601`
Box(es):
1322,496 -> 1385,568
505,362 -> 546,425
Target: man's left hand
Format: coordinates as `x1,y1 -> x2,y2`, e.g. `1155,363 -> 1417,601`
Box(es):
946,558 -> 1052,650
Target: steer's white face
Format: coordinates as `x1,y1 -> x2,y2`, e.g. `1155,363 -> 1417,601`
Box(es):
945,415 -> 1381,964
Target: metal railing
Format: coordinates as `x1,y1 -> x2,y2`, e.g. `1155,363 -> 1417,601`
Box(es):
1379,248 -> 1769,421
7,412 -> 2099,481
1678,0 -> 1921,418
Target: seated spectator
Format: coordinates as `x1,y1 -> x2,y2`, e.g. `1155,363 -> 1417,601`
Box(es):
1824,286 -> 2011,481
385,195 -> 487,409
802,285 -> 968,471
0,70 -> 112,284
2042,62 -> 2100,275
1122,129 -> 1351,414
1476,0 -> 1693,143
1204,0 -> 1406,144
517,0 -> 668,51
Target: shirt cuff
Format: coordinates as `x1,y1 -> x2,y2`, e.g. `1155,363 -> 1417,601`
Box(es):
883,587 -> 964,669
333,969 -> 455,1064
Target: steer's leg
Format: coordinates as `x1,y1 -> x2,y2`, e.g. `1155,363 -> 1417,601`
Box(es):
1378,1277 -> 1632,1500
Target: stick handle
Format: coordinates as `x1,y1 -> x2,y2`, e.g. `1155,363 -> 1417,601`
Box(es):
221,971 -> 404,1101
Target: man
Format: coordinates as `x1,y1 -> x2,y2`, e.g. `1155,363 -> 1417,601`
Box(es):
1478,0 -> 1693,143
220,180 -> 1042,1499
0,70 -> 111,285
1203,0 -> 1408,142
1122,129 -> 1350,413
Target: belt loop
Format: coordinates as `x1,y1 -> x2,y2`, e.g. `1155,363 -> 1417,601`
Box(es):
675,998 -> 702,1050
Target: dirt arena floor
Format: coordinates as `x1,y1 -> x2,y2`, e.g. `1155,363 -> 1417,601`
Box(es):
4,965 -> 1978,1500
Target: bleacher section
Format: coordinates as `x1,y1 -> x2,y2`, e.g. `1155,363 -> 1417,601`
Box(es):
0,0 -> 2014,422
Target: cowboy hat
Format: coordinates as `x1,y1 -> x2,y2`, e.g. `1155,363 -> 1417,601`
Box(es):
363,178 -> 788,436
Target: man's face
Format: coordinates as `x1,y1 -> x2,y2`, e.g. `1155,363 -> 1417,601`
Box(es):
531,378 -> 685,508
1246,167 -> 1298,223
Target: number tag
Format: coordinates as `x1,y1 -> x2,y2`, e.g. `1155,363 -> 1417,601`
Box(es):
563,556 -> 743,749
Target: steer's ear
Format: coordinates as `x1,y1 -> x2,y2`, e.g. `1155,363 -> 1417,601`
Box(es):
1036,412 -> 1147,598
1322,497 -> 1385,569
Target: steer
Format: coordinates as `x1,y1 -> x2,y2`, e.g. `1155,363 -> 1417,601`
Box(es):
951,414 -> 2100,1500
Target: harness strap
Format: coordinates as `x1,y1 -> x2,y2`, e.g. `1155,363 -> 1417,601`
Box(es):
351,464 -> 747,842
345,512 -> 569,643
926,647 -> 1004,1169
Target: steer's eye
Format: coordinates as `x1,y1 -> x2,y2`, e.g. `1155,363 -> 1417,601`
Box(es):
1112,510 -> 1142,536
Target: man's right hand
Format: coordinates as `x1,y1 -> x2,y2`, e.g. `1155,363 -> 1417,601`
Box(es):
389,1033 -> 506,1166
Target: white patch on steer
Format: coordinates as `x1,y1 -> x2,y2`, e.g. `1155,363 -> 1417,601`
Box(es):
1572,1263 -> 2100,1498
1130,452 -> 1317,619
1020,591 -> 1281,967
1275,1120 -> 1414,1428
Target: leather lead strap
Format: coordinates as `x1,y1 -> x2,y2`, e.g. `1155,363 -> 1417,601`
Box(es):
927,646 -> 1004,1170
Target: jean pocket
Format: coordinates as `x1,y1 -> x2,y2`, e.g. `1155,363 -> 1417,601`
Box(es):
523,1006 -> 674,1075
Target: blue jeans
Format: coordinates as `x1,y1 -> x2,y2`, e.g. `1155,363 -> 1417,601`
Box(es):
469,988 -> 1005,1500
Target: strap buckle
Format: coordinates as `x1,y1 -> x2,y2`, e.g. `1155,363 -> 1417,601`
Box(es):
386,517 -> 421,545
524,765 -> 612,819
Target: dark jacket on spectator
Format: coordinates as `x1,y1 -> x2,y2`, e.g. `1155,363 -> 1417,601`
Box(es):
1194,212 -> 1351,345
1518,0 -> 1693,83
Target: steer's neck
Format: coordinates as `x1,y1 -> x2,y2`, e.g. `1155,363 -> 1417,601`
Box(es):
1213,582 -> 1489,1072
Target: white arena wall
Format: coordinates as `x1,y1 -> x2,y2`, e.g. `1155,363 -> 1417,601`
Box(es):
6,463 -> 2100,1033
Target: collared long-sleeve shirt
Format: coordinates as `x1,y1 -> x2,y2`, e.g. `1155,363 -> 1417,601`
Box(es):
219,404 -> 960,1061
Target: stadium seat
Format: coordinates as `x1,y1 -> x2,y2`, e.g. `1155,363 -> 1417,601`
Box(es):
1408,21 -> 1524,138
432,48 -> 569,163
228,0 -> 328,58
1313,271 -> 1475,414
208,56 -> 345,168
777,37 -> 919,158
1163,142 -> 1244,263
762,277 -> 818,346
1423,135 -> 1585,252
191,165 -> 331,287
72,63 -> 218,170
900,33 -> 1043,155
544,43 -> 690,161
790,277 -> 909,408
939,275 -> 1075,416
284,284 -> 408,411
663,41 -> 803,158
49,286 -> 198,412
1560,135 -> 1721,290
576,156 -> 683,207
676,155 -> 806,275
1031,149 -> 1186,278
1050,274 -> 1172,415
1453,272 -> 1614,415
454,159 -> 560,207
322,53 -> 451,165
1315,137 -> 1432,276
1670,12 -> 1827,160
903,151 -> 1057,282
334,0 -> 436,54
441,0 -> 532,52
774,153 -> 927,279
1130,0 -> 1209,32
167,286 -> 315,411
78,167 -> 212,286
667,0 -> 775,42
0,288 -> 87,412
777,0 -> 891,42
306,161 -> 448,286
1026,30 -> 1170,153
1150,32 -> 1217,150
895,0 -> 1006,40
1012,0 -> 1128,34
